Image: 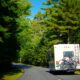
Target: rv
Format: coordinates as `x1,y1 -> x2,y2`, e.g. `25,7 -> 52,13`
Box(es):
49,44 -> 80,72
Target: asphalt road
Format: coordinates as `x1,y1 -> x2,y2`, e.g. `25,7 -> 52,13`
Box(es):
14,64 -> 80,80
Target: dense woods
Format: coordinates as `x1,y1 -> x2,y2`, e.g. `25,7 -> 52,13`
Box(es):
0,0 -> 80,72
0,0 -> 31,71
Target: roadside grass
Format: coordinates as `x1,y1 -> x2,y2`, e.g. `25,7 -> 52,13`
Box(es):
0,68 -> 23,80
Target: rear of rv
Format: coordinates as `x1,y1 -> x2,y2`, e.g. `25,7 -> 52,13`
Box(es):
49,44 -> 80,72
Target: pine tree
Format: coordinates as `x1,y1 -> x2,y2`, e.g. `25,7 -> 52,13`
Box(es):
42,0 -> 80,45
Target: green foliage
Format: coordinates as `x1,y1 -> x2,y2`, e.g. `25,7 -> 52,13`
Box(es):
24,0 -> 80,66
17,18 -> 47,66
17,19 -> 33,63
1,0 -> 80,69
41,0 -> 80,45
17,0 -> 80,67
0,0 -> 31,71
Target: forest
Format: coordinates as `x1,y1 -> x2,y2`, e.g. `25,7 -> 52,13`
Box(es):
0,0 -> 80,73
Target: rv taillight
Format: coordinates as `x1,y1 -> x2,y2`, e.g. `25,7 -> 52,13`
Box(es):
56,61 -> 59,64
77,59 -> 79,64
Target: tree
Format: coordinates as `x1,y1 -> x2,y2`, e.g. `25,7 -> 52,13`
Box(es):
18,18 -> 47,66
30,19 -> 47,66
0,0 -> 31,71
17,18 -> 33,63
41,0 -> 80,45
29,0 -> 80,66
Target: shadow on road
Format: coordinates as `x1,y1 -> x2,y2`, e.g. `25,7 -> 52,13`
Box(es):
47,71 -> 77,75
12,63 -> 31,69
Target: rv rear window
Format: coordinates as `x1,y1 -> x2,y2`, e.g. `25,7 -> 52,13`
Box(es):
63,51 -> 74,58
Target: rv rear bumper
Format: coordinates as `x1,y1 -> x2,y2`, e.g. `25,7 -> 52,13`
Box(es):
50,69 -> 76,73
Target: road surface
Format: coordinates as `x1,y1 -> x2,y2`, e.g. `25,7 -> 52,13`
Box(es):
14,64 -> 80,80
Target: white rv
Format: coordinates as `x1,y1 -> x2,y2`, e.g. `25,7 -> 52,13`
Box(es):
49,44 -> 80,72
